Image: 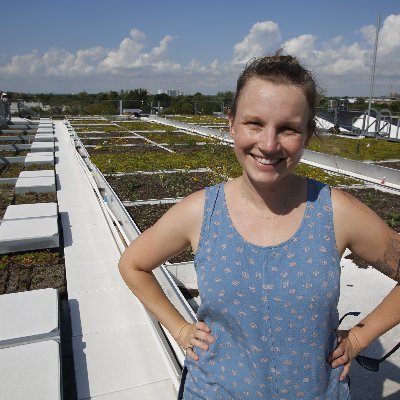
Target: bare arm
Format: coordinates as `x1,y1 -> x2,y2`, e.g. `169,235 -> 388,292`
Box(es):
330,188 -> 400,379
118,190 -> 214,358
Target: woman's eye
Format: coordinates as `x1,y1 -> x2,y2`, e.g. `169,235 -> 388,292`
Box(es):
281,127 -> 300,135
246,121 -> 261,128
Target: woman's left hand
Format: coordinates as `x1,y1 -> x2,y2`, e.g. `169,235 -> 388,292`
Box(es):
327,330 -> 362,381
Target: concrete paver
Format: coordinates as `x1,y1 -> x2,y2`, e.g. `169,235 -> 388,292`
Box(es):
0,341 -> 61,400
0,288 -> 59,347
15,169 -> 56,194
0,203 -> 59,254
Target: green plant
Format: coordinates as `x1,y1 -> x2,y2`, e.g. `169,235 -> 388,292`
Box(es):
386,212 -> 400,229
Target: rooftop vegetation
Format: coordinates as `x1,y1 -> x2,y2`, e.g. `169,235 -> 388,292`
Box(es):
309,135 -> 400,161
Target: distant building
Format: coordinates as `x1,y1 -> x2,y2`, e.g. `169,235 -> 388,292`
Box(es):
157,89 -> 183,97
20,101 -> 50,111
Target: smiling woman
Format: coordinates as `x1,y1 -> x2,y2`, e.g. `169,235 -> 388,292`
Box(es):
118,51 -> 400,400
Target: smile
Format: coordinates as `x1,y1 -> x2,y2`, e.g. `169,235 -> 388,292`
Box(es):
253,156 -> 282,165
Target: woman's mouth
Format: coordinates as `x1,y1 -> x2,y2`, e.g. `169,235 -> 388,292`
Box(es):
253,155 -> 282,165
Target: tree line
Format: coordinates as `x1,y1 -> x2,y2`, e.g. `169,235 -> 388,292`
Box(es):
7,89 -> 235,117
6,89 -> 400,117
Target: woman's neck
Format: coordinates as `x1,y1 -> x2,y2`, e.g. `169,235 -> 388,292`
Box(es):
239,174 -> 301,214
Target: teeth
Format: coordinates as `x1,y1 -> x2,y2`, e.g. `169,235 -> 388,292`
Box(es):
254,156 -> 280,165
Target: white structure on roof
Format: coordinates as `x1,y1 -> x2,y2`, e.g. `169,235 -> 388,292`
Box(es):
0,203 -> 59,254
15,169 -> 56,194
55,120 -> 179,399
0,288 -> 61,400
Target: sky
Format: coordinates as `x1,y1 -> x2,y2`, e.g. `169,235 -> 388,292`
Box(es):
1,0 -> 399,96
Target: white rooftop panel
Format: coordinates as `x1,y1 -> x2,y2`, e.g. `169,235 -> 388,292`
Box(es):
0,216 -> 59,253
0,203 -> 59,254
34,133 -> 55,142
4,202 -> 57,219
72,326 -> 176,399
89,379 -> 177,399
26,151 -> 54,157
65,259 -> 125,294
25,153 -> 54,166
18,169 -> 55,178
0,288 -> 59,347
31,142 -> 54,152
0,340 -> 61,400
69,286 -> 147,336
15,169 -> 56,194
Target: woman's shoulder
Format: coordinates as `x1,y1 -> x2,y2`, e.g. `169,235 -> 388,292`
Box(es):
330,186 -> 365,210
330,186 -> 395,254
176,187 -> 207,213
163,182 -> 225,219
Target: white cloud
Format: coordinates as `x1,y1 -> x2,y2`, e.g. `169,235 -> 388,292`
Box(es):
100,29 -> 147,69
373,14 -> 400,81
0,46 -> 107,78
1,15 -> 400,96
278,15 -> 400,94
283,34 -> 316,60
233,21 -> 281,64
1,51 -> 44,76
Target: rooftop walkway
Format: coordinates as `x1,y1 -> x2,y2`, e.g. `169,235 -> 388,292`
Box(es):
54,121 -> 178,399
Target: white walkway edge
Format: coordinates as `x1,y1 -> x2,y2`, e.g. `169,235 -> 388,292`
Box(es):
54,121 -> 177,399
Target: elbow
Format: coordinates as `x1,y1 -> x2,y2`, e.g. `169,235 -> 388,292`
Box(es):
118,250 -> 133,284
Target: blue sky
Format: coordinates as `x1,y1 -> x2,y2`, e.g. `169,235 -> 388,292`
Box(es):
1,0 -> 399,96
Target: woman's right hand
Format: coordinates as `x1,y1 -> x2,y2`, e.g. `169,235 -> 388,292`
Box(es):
176,321 -> 215,361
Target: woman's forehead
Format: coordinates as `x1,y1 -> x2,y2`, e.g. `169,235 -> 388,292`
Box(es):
237,79 -> 309,117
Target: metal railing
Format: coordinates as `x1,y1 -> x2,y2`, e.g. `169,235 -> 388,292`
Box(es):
352,108 -> 400,140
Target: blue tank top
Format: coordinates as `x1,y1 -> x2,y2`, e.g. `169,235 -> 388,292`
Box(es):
183,179 -> 350,399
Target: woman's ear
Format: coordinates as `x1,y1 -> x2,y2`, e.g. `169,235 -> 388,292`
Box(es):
304,120 -> 316,148
228,111 -> 235,139
303,132 -> 312,148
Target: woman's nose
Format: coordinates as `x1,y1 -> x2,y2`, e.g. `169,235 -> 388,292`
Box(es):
258,128 -> 280,153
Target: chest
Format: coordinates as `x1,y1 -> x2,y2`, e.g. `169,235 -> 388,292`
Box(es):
229,202 -> 307,247
196,237 -> 340,306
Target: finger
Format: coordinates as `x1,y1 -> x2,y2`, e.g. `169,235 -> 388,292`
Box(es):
194,322 -> 215,344
193,327 -> 215,344
331,353 -> 350,369
339,362 -> 351,382
186,347 -> 199,361
196,321 -> 211,333
191,337 -> 210,352
327,345 -> 345,363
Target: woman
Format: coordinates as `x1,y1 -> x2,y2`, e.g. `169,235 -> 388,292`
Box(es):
119,52 -> 400,399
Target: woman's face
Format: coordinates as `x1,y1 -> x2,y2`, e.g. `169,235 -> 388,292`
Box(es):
229,78 -> 312,189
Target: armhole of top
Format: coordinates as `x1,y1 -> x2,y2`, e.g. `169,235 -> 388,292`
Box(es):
325,184 -> 342,260
308,179 -> 341,257
194,184 -> 221,261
